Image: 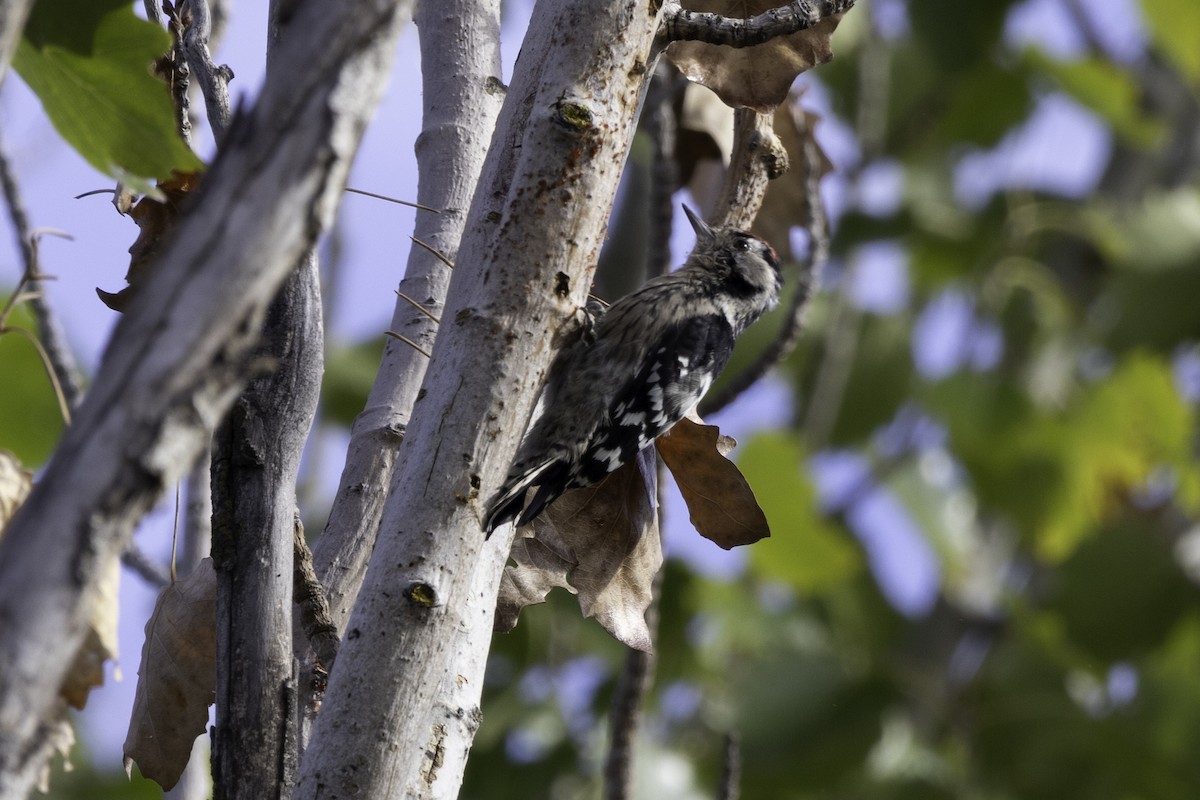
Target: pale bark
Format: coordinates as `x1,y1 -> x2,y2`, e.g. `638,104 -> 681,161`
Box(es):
0,0 -> 33,84
294,1 -> 665,796
312,0 -> 504,642
0,0 -> 413,795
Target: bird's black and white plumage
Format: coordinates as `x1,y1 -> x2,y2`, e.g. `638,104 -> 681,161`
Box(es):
483,206 -> 782,535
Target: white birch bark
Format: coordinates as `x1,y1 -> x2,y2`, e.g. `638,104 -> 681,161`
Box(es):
294,1 -> 665,797
0,1 -> 413,795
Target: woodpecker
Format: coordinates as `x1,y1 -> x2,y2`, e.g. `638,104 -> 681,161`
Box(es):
484,206 -> 781,535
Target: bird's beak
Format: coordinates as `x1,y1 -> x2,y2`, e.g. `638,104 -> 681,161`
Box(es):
682,204 -> 715,243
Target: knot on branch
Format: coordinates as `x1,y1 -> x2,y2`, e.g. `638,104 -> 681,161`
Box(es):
405,582 -> 440,608
553,99 -> 598,133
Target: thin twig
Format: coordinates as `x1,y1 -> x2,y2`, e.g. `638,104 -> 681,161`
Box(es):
604,647 -> 653,800
701,107 -> 828,416
73,189 -> 118,200
0,135 -> 84,410
384,330 -> 432,359
170,482 -> 182,583
1062,0 -> 1117,62
179,0 -> 234,142
644,67 -> 684,280
603,497 -> 665,800
394,289 -> 441,324
142,0 -> 166,26
164,6 -> 193,147
409,235 -> 455,269
0,327 -> 72,424
121,545 -> 172,589
345,187 -> 441,213
659,0 -> 855,48
717,731 -> 742,800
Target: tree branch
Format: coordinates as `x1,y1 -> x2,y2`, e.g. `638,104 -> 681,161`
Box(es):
0,131 -> 85,411
295,1 -> 666,796
0,0 -> 35,84
180,0 -> 234,143
702,106 -> 826,415
0,0 -> 414,792
604,648 -> 653,800
717,731 -> 742,800
309,0 -> 504,649
209,1 -> 325,791
659,0 -> 855,48
711,108 -> 788,229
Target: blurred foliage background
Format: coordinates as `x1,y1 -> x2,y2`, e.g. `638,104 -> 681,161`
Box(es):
455,0 -> 1200,798
5,0 -> 1200,797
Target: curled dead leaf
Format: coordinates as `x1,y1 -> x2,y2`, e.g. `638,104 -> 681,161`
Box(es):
99,170 -> 202,311
124,559 -> 217,790
657,416 -> 770,549
666,1 -> 847,112
61,551 -> 120,709
496,450 -> 661,651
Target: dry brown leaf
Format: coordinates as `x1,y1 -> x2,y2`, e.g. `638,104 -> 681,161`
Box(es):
61,551 -> 120,709
124,559 -> 217,791
667,1 -> 846,112
0,450 -> 32,536
98,170 -> 202,311
657,416 -> 770,549
496,450 -> 661,651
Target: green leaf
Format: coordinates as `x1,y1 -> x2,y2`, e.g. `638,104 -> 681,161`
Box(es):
739,433 -> 862,592
934,62 -> 1033,147
12,0 -> 202,187
927,354 -> 1196,561
0,300 -> 68,466
321,337 -> 385,426
1052,518 -> 1200,663
1023,49 -> 1165,148
908,0 -> 1013,72
1141,0 -> 1200,84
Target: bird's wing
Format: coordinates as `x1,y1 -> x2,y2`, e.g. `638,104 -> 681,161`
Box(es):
572,313 -> 734,487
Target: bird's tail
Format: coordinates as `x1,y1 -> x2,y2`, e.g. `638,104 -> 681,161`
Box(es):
484,458 -> 564,536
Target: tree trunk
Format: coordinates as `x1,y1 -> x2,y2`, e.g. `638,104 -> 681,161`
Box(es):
294,0 -> 665,796
211,249 -> 322,798
312,0 -> 505,641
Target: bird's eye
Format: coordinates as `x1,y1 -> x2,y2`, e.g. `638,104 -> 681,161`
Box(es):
735,237 -> 752,251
